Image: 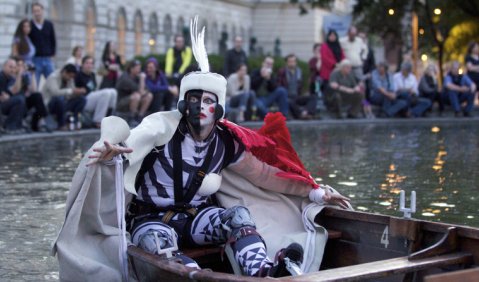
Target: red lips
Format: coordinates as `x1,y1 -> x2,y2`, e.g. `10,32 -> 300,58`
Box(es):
199,113 -> 207,119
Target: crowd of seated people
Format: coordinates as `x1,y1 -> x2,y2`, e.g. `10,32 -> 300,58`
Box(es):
2,14 -> 479,135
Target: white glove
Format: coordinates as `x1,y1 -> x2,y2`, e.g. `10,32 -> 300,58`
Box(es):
309,187 -> 326,205
310,184 -> 351,209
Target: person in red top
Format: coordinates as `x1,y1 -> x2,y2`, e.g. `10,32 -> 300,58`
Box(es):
100,41 -> 123,89
308,43 -> 322,96
320,30 -> 344,88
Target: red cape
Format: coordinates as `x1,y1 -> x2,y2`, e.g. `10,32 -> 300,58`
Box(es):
221,113 -> 319,189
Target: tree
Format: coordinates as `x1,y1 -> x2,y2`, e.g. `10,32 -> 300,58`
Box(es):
290,0 -> 479,80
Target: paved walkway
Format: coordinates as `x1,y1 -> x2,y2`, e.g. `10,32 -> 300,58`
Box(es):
1,111 -> 478,144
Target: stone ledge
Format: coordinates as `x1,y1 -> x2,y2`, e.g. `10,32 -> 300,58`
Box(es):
1,115 -> 478,144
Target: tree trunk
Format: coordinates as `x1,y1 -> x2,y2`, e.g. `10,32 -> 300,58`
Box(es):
401,0 -> 415,57
424,0 -> 445,85
438,43 -> 444,86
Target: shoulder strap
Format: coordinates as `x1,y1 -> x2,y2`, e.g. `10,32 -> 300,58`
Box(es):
134,145 -> 164,192
172,128 -> 186,206
182,133 -> 218,204
217,125 -> 236,170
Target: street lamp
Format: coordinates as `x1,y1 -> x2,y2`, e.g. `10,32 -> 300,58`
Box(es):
434,8 -> 441,15
388,9 -> 395,16
421,54 -> 428,61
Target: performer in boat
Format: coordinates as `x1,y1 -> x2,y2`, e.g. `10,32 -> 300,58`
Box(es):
52,17 -> 350,281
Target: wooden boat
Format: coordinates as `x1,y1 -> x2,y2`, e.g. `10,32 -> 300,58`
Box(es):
128,207 -> 479,281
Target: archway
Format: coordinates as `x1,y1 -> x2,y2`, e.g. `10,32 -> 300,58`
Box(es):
163,14 -> 172,52
85,0 -> 96,56
134,10 -> 143,56
117,7 -> 127,61
148,12 -> 159,54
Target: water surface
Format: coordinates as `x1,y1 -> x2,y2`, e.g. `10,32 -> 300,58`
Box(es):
0,120 -> 478,280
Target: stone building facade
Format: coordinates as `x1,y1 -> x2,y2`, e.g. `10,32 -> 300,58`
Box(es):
0,0 -> 352,67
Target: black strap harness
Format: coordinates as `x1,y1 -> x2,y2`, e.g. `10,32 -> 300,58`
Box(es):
129,122 -> 236,224
171,127 -> 217,208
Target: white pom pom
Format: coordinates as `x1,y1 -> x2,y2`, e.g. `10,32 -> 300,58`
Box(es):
309,188 -> 325,205
197,173 -> 222,196
100,116 -> 130,144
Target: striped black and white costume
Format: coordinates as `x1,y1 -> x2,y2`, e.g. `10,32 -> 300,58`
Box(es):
128,122 -> 274,276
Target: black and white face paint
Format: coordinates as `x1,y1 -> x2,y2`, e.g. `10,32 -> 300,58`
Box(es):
185,91 -> 218,136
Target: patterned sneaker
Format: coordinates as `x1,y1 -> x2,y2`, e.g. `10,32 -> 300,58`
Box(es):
268,242 -> 304,277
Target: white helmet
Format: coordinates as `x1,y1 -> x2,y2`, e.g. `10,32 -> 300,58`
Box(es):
177,16 -> 226,119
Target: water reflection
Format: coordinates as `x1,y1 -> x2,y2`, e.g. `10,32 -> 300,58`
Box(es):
290,121 -> 479,227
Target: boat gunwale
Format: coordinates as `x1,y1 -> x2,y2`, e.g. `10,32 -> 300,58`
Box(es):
320,208 -> 479,239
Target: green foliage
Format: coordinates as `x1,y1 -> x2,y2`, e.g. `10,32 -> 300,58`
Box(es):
444,21 -> 479,62
134,54 -> 312,92
290,0 -> 479,64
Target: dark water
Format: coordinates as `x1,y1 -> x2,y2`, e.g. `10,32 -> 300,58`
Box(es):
0,120 -> 478,280
0,136 -> 97,281
291,120 -> 479,226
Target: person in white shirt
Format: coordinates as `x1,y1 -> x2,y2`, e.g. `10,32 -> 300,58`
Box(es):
226,64 -> 255,122
393,62 -> 431,117
340,26 -> 368,81
65,45 -> 83,71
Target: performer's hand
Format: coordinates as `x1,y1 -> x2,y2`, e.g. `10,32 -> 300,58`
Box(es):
86,140 -> 133,166
323,187 -> 350,209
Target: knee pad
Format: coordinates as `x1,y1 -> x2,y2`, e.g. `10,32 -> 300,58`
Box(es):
220,206 -> 256,234
131,221 -> 178,255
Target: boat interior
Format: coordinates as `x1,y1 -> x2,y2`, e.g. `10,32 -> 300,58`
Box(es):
128,207 -> 479,281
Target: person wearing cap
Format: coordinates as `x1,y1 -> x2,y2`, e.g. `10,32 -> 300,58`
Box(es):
115,59 -> 153,125
327,59 -> 365,118
145,57 -> 178,112
53,18 -> 350,281
393,62 -> 431,117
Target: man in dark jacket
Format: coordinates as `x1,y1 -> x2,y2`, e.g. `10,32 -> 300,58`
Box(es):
0,58 -> 27,132
224,36 -> 248,77
29,2 -> 56,83
278,54 -> 317,119
250,56 -> 288,119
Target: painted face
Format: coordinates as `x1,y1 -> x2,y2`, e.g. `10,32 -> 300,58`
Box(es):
185,91 -> 218,135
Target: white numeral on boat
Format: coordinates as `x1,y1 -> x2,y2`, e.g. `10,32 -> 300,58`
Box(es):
381,226 -> 389,248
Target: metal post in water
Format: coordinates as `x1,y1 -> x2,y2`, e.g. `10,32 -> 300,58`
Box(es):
399,190 -> 416,218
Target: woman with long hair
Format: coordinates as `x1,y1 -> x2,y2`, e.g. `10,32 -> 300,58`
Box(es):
12,19 -> 36,64
99,41 -> 123,89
